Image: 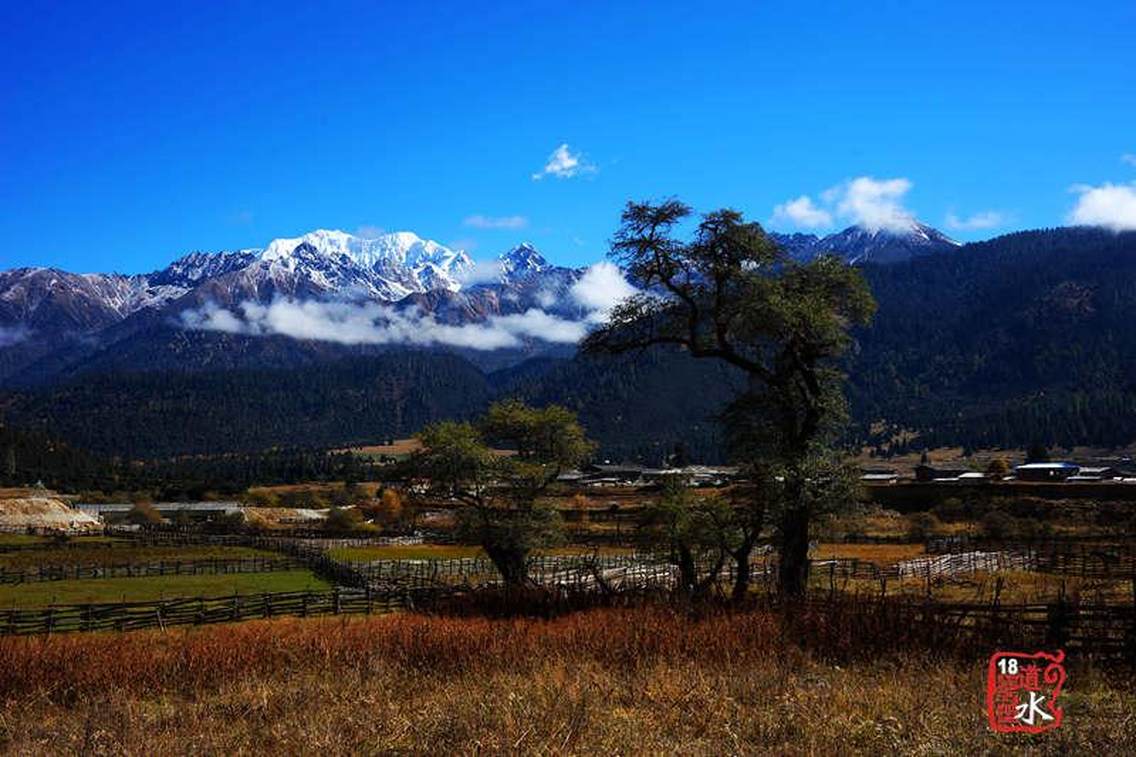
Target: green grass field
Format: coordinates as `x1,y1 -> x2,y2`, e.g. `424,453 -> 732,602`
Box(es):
0,544 -> 279,571
0,569 -> 330,608
0,534 -> 49,547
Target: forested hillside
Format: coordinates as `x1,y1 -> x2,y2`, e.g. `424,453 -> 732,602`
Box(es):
848,227 -> 1136,451
1,353 -> 490,459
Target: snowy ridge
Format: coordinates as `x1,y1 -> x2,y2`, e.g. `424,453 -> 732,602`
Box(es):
770,222 -> 960,265
259,229 -> 472,293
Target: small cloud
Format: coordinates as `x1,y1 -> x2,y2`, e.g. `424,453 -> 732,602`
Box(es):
0,325 -> 31,347
178,302 -> 248,334
229,210 -> 255,226
463,214 -> 528,230
772,176 -> 918,233
570,261 -> 638,317
1122,153 -> 1136,168
1067,182 -> 1136,231
535,289 -> 557,308
456,259 -> 505,286
532,143 -> 596,181
771,195 -> 833,229
355,225 -> 386,239
945,210 -> 1005,231
830,176 -> 915,232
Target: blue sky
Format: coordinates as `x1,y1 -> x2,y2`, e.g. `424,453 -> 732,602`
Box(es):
2,1 -> 1134,273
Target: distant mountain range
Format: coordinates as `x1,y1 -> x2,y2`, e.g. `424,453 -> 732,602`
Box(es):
0,230 -> 586,384
0,222 -> 956,385
4,226 -> 1136,461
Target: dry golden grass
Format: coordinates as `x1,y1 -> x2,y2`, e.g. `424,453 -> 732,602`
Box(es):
245,481 -> 382,499
0,605 -> 1132,754
813,542 -> 926,564
883,570 -> 1136,606
337,437 -> 423,456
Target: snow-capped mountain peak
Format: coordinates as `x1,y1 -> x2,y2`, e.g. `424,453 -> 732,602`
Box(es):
261,229 -> 468,269
254,229 -> 473,295
771,222 -> 959,265
498,242 -> 548,278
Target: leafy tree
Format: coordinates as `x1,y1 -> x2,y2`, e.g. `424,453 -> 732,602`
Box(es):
378,488 -> 404,525
584,200 -> 875,596
985,457 -> 1012,480
641,483 -> 731,599
125,502 -> 162,526
410,401 -> 593,586
324,506 -> 375,534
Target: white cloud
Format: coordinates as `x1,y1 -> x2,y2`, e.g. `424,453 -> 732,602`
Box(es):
179,298 -> 592,351
771,195 -> 833,229
178,303 -> 246,334
770,176 -> 918,233
828,176 -> 915,232
463,214 -> 528,230
532,143 -> 595,180
456,259 -> 506,286
1121,153 -> 1136,168
945,210 -> 1005,231
570,261 -> 638,318
535,289 -> 557,308
0,325 -> 30,347
1067,182 -> 1136,231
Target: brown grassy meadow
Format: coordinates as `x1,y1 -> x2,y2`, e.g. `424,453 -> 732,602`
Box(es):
1,603 -> 1131,754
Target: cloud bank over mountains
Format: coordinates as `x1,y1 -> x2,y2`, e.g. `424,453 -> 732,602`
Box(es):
180,299 -> 590,350
178,260 -> 639,351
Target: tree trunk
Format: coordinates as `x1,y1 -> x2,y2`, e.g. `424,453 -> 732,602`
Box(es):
731,540 -> 753,602
778,505 -> 810,597
677,545 -> 697,597
485,544 -> 529,587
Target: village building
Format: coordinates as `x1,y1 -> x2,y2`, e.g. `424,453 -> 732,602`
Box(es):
1066,466 -> 1120,482
1014,462 -> 1080,481
860,468 -> 900,485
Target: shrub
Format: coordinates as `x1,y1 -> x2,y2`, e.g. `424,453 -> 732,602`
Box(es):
985,458 -> 1011,480
324,507 -> 377,534
125,502 -> 162,526
905,512 -> 941,541
979,510 -> 1016,540
932,497 -> 968,522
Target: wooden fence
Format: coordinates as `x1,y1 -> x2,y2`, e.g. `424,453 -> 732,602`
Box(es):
0,587 -> 410,635
0,557 -> 303,585
337,551 -> 1055,595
